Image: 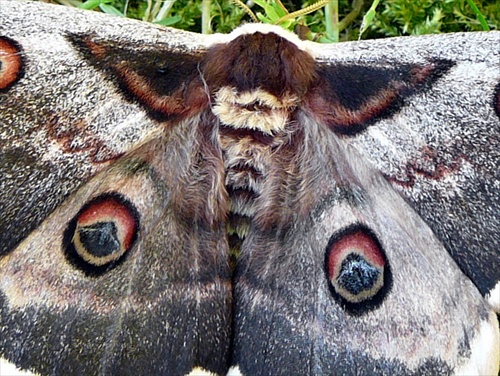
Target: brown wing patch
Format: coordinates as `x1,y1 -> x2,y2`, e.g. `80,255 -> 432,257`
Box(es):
307,60 -> 455,135
68,34 -> 208,121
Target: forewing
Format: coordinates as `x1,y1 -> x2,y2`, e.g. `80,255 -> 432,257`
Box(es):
0,0 -> 210,253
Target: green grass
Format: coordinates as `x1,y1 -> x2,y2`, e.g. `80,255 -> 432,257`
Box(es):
40,0 -> 500,40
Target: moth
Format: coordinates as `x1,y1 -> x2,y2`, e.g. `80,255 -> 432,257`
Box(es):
0,1 -> 499,375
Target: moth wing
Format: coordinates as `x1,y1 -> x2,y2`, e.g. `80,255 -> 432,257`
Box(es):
311,32 -> 500,309
1,2 -> 231,375
1,133 -> 232,375
0,0 -> 209,254
231,115 -> 499,375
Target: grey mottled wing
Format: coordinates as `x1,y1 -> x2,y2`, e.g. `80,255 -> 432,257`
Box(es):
0,1 -> 231,375
314,32 -> 500,309
1,1 -> 499,375
231,111 -> 498,375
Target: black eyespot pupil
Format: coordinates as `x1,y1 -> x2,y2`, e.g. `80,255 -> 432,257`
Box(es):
78,221 -> 120,257
337,253 -> 380,296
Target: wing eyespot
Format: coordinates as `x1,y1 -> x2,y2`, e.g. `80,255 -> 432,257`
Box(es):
63,192 -> 139,276
325,224 -> 391,314
0,36 -> 24,91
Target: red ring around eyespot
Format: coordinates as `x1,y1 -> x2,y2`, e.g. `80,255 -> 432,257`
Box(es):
0,37 -> 23,91
325,224 -> 390,310
77,196 -> 138,252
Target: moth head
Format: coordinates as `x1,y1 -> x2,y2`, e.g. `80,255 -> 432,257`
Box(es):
203,27 -> 317,99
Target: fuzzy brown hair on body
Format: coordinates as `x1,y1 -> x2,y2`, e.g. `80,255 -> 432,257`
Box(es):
0,1 -> 499,376
202,31 -> 317,99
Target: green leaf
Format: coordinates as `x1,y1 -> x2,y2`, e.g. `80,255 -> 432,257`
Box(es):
99,4 -> 125,16
253,0 -> 289,24
154,15 -> 183,26
359,0 -> 380,38
79,0 -> 111,10
465,0 -> 490,31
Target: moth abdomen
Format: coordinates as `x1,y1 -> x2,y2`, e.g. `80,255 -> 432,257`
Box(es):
203,30 -> 316,247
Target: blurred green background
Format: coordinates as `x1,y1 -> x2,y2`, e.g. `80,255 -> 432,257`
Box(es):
36,0 -> 500,40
